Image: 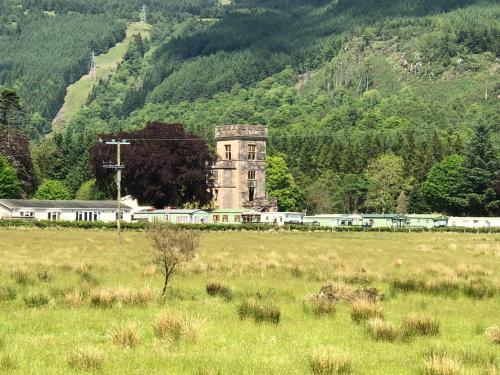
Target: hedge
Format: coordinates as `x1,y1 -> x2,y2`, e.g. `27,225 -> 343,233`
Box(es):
0,220 -> 499,233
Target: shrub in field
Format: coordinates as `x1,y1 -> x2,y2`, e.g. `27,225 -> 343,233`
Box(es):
0,353 -> 18,370
68,347 -> 103,370
485,326 -> 500,345
463,278 -> 496,299
366,318 -> 399,341
309,347 -> 352,374
350,299 -> 383,323
23,291 -> 49,307
402,314 -> 440,337
0,285 -> 16,302
206,282 -> 233,301
10,266 -> 30,285
154,310 -> 201,343
423,354 -> 462,375
36,267 -> 54,282
238,299 -> 280,324
111,322 -> 140,348
89,288 -> 116,308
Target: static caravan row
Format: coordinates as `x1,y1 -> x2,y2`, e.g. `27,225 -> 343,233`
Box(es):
448,217 -> 500,228
0,199 -> 132,223
303,214 -> 449,229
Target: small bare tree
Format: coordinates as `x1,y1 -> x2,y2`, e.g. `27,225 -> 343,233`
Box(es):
148,223 -> 199,296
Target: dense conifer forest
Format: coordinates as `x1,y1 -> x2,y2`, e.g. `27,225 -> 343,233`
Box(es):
0,0 -> 498,215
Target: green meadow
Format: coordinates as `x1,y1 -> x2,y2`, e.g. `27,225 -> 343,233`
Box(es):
0,229 -> 498,374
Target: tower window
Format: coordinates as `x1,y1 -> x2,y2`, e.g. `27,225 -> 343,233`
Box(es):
225,145 -> 231,160
247,144 -> 256,160
248,170 -> 256,180
249,187 -> 255,202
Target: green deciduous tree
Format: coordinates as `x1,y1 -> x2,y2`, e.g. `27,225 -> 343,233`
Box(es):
0,155 -> 21,198
75,179 -> 108,200
266,155 -> 302,212
34,179 -> 71,200
364,153 -> 405,213
422,154 -> 466,215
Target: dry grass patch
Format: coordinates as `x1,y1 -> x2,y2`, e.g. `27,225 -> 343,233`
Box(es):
309,347 -> 352,374
115,286 -> 156,305
463,278 -> 496,299
23,291 -> 49,307
402,314 -> 440,337
142,264 -> 157,276
304,298 -> 337,317
366,318 -> 399,341
154,310 -> 201,343
423,354 -> 462,375
111,322 -> 140,348
485,326 -> 500,345
64,290 -> 83,306
68,347 -> 103,370
350,299 -> 383,323
89,288 -> 116,308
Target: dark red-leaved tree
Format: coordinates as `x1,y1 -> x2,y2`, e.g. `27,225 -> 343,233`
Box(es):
91,123 -> 216,208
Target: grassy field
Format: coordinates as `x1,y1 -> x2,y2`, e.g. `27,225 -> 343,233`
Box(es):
52,22 -> 150,128
0,229 -> 498,374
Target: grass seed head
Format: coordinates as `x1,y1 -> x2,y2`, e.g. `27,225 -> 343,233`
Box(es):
309,347 -> 352,374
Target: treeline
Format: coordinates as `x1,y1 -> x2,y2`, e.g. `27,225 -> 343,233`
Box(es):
6,0 -> 499,217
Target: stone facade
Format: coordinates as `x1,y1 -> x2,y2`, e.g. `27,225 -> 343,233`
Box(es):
212,125 -> 277,211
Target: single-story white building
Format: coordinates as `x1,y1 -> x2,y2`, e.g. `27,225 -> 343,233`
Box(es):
260,211 -> 305,225
447,217 -> 500,228
303,214 -> 363,227
0,199 -> 132,222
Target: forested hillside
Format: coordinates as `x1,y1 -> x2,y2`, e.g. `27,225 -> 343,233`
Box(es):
1,0 -> 499,215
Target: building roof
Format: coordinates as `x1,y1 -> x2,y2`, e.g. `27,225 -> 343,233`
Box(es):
361,214 -> 406,219
135,209 -> 208,215
0,199 -> 130,210
407,214 -> 448,220
211,208 -> 249,214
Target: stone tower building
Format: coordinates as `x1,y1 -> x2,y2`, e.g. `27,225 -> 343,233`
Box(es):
212,125 -> 277,211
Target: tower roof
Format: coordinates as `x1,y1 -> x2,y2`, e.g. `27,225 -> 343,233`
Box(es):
215,125 -> 267,140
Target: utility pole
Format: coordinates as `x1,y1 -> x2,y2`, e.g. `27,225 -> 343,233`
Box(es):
140,4 -> 147,24
103,139 -> 130,244
90,50 -> 97,80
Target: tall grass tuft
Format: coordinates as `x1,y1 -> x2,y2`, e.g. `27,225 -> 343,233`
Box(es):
402,314 -> 440,337
390,275 -> 424,293
0,353 -> 18,370
350,299 -> 383,323
366,318 -> 399,341
304,298 -> 337,317
10,266 -> 30,285
0,285 -> 16,302
114,286 -> 156,306
424,276 -> 460,297
309,347 -> 352,374
485,326 -> 500,345
68,347 -> 103,370
206,281 -> 233,301
154,310 -> 201,343
463,278 -> 496,299
23,291 -> 49,307
238,299 -> 280,324
36,267 -> 54,282
111,322 -> 140,348
423,353 -> 462,375
89,288 -> 116,308
64,290 -> 83,306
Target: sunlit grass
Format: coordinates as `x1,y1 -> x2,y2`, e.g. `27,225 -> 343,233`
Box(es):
0,229 -> 498,374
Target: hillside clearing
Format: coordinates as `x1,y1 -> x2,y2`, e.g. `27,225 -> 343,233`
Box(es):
52,22 -> 150,129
